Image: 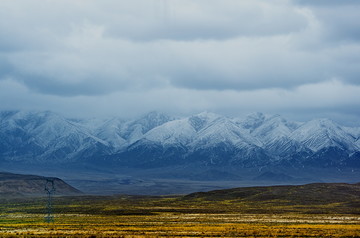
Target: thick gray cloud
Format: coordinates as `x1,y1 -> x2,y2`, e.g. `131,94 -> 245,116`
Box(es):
297,1 -> 360,43
295,0 -> 360,7
0,0 -> 359,124
104,0 -> 307,41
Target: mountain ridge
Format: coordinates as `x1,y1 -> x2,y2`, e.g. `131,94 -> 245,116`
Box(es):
0,110 -> 359,169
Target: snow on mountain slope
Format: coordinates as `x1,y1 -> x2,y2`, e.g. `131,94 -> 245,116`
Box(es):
188,112 -> 222,132
236,112 -> 268,132
251,115 -> 304,155
343,126 -> 360,140
144,118 -> 196,146
252,115 -> 293,139
191,116 -> 262,150
0,111 -> 108,162
0,111 -> 43,159
142,112 -> 223,146
117,111 -> 172,142
343,126 -> 360,150
1,110 -> 359,168
0,111 -> 19,125
290,119 -> 357,152
135,111 -> 173,132
93,118 -> 127,148
31,112 -> 105,146
70,117 -> 107,133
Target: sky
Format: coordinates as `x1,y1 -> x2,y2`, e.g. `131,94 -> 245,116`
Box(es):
0,0 -> 359,125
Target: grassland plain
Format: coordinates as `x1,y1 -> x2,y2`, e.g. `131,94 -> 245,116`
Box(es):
0,183 -> 360,237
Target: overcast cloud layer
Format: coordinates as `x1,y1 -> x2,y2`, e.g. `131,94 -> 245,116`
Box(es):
0,0 -> 359,125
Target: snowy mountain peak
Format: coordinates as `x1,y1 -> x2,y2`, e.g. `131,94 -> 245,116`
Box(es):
139,111 -> 171,122
94,118 -> 127,148
193,116 -> 262,149
133,111 -> 172,134
253,115 -> 293,138
291,118 -> 356,152
193,111 -> 222,119
0,110 -> 20,120
189,112 -> 222,132
248,112 -> 266,119
241,112 -> 267,131
144,118 -> 196,145
2,110 -> 66,131
0,110 -> 359,168
295,118 -> 342,135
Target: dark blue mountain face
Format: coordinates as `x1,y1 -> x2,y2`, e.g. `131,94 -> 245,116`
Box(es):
303,147 -> 350,168
347,152 -> 360,167
0,110 -> 359,171
108,140 -> 188,168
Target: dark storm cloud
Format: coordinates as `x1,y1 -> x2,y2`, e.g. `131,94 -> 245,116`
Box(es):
0,0 -> 353,95
0,0 -> 359,124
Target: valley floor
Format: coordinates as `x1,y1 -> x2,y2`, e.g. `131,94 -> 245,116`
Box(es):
1,213 -> 360,237
0,195 -> 359,237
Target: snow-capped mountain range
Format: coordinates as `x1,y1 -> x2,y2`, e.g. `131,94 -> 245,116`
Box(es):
0,110 -> 359,168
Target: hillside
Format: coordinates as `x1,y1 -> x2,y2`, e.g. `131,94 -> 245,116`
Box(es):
184,182 -> 360,208
0,172 -> 82,196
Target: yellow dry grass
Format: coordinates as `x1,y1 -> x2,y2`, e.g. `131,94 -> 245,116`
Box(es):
1,192 -> 359,237
1,212 -> 359,237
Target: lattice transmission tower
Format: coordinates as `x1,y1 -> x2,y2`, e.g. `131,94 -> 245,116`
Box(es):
44,179 -> 56,223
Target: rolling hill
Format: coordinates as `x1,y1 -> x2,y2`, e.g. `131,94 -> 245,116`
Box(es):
184,182 -> 360,207
0,172 -> 82,196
